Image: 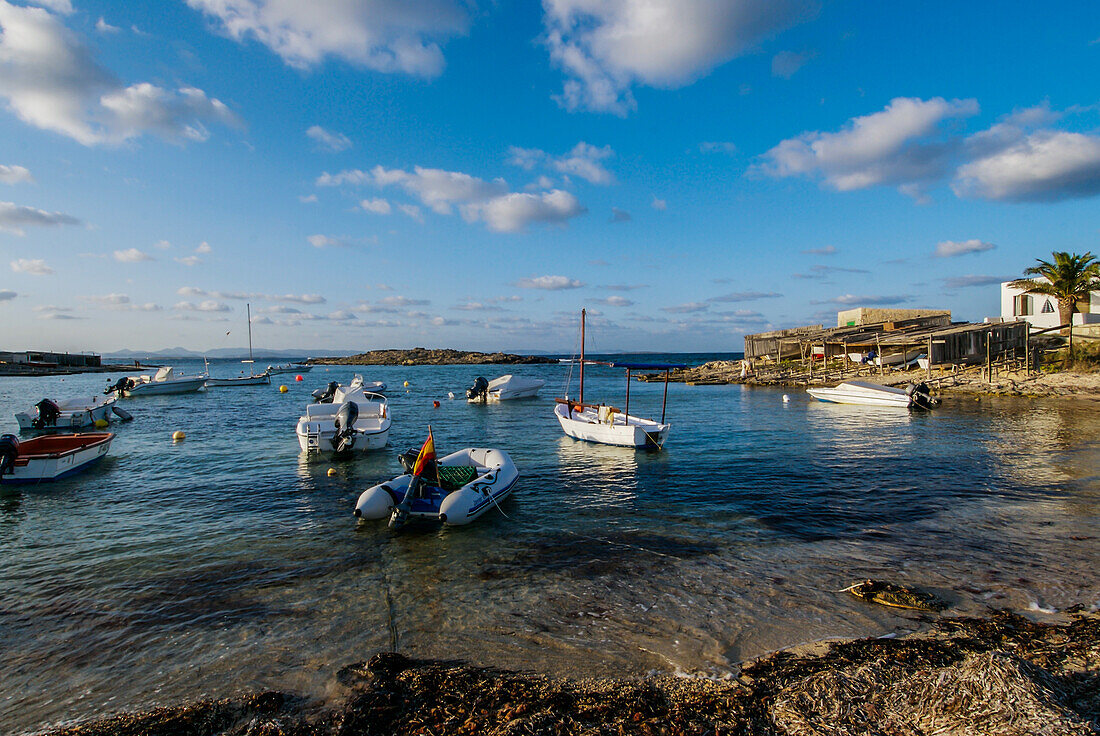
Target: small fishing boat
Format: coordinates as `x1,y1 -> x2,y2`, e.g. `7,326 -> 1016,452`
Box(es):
205,305 -> 272,387
267,363 -> 313,375
297,375 -> 391,454
807,380 -> 939,409
15,395 -> 116,431
466,374 -> 545,402
106,366 -> 207,397
354,429 -> 518,528
0,432 -> 114,485
554,308 -> 685,449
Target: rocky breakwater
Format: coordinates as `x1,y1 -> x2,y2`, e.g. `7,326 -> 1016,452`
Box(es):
308,348 -> 557,367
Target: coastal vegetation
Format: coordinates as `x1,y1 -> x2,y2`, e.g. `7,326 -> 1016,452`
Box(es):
307,348 -> 557,366
1011,251 -> 1100,360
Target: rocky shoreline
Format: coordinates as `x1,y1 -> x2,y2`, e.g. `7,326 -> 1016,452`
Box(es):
307,348 -> 557,367
40,610 -> 1099,736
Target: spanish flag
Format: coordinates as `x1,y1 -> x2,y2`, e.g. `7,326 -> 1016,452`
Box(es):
411,426 -> 435,478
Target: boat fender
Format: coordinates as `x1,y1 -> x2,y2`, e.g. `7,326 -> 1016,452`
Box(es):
111,405 -> 134,422
0,434 -> 19,479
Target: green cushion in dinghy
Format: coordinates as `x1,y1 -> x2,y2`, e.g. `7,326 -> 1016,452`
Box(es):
436,465 -> 480,491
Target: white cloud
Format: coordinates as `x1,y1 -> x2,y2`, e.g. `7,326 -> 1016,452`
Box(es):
944,274 -> 1009,289
186,0 -> 469,76
175,299 -> 230,312
771,49 -> 815,79
507,142 -> 614,185
175,255 -> 202,266
515,275 -> 584,290
953,131 -> 1100,202
316,169 -> 370,186
11,258 -> 53,275
818,293 -> 910,306
650,195 -> 667,211
178,286 -> 326,304
373,165 -> 509,214
327,309 -> 357,321
0,200 -> 81,235
299,193 -> 318,203
468,189 -> 586,232
30,0 -> 71,13
595,295 -> 632,307
0,2 -> 240,145
83,293 -> 129,306
307,234 -> 348,248
153,239 -> 172,249
306,124 -> 352,152
379,295 -> 428,307
95,17 -> 119,33
662,302 -> 708,313
359,197 -> 391,214
758,97 -> 979,195
0,289 -> 15,300
802,245 -> 837,255
398,203 -> 423,222
709,291 -> 783,302
195,241 -> 212,253
934,239 -> 995,258
113,248 -> 152,262
610,207 -> 631,222
0,164 -> 33,184
544,0 -> 818,114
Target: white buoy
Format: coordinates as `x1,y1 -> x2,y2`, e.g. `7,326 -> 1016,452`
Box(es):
782,394 -> 790,403
447,391 -> 455,399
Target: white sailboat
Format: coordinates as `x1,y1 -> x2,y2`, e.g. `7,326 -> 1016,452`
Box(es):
554,308 -> 684,449
206,304 -> 271,387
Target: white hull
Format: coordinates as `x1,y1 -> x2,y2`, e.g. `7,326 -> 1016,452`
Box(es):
15,395 -> 116,431
875,349 -> 923,366
124,377 -> 207,396
355,448 -> 518,526
554,402 -> 670,448
296,423 -> 390,453
206,374 -> 271,386
296,379 -> 391,454
267,364 -> 312,375
1,433 -> 113,484
468,375 -> 545,402
807,381 -> 913,408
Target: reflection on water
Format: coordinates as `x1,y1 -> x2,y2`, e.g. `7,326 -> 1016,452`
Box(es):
0,365 -> 1098,733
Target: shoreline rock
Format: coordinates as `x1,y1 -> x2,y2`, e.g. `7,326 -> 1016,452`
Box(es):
307,348 -> 557,367
39,610 -> 1100,736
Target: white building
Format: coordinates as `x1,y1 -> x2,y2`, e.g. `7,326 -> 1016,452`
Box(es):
1000,279 -> 1100,330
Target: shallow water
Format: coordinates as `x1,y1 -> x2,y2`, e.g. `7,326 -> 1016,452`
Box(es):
1,360 -> 1098,733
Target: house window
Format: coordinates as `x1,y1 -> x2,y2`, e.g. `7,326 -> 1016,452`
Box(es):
1041,299 -> 1055,314
1013,294 -> 1031,316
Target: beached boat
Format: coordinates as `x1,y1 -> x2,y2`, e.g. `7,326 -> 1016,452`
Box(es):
466,374 -> 545,402
554,309 -> 685,449
296,375 -> 391,454
807,380 -> 939,409
0,432 -> 114,485
106,366 -> 207,397
205,305 -> 272,387
266,363 -> 312,375
354,434 -> 518,528
875,349 -> 923,367
15,395 -> 116,431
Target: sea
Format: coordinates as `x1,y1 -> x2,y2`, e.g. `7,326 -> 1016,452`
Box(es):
1,356 -> 1098,733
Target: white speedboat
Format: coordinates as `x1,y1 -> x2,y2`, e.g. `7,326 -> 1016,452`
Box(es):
355,447 -> 518,528
0,432 -> 114,485
107,366 -> 207,397
267,363 -> 312,375
296,376 -> 391,454
554,308 -> 684,449
466,374 -> 545,402
807,380 -> 939,409
15,395 -> 116,431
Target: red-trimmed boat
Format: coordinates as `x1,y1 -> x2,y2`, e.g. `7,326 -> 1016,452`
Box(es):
0,432 -> 114,485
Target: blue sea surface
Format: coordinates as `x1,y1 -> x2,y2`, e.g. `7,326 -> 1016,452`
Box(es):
1,358 -> 1098,733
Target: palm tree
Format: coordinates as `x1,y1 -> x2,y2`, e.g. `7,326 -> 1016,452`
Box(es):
1011,251 -> 1100,358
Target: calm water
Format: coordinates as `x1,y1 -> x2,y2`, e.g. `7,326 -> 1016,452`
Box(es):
1,359 -> 1098,733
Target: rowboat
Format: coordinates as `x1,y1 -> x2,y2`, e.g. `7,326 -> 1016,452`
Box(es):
807,380 -> 939,409
15,395 -> 116,431
354,447 -> 518,527
0,432 -> 114,485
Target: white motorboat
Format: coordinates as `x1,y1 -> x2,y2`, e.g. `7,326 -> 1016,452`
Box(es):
0,432 -> 114,485
267,363 -> 312,375
296,375 -> 391,454
554,309 -> 684,449
206,305 -> 272,387
466,374 -> 545,402
15,395 -> 116,431
355,443 -> 518,528
106,366 -> 207,397
807,380 -> 939,409
875,349 -> 924,367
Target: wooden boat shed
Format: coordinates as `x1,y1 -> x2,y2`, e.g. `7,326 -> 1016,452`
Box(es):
745,317 -> 1030,368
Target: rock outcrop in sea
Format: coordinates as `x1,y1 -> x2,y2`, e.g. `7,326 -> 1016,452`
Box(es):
308,348 -> 556,367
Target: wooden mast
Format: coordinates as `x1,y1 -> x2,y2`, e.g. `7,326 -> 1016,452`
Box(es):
661,369 -> 669,424
579,308 -> 586,405
245,303 -> 255,376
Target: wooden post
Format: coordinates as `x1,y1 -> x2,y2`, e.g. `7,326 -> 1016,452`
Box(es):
807,340 -> 813,381
986,331 -> 992,383
876,334 -> 883,376
927,335 -> 933,379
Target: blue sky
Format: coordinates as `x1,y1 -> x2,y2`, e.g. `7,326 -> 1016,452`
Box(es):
1,0 -> 1098,353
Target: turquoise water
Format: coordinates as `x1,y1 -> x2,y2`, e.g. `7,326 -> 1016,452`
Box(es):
1,359 -> 1098,733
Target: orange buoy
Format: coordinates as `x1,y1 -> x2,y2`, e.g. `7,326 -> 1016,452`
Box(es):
432,400 -> 440,408
295,375 -> 303,381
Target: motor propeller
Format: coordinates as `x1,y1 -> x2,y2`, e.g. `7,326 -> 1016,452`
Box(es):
331,401 -> 359,453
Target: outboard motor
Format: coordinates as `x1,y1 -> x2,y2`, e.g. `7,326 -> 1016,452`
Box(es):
906,382 -> 940,410
312,381 -> 339,404
0,434 -> 19,481
31,399 -> 61,429
330,401 -> 359,453
106,377 -> 133,396
466,376 -> 489,401
398,448 -> 420,474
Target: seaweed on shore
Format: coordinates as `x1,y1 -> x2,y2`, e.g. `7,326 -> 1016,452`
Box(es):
40,610 -> 1100,736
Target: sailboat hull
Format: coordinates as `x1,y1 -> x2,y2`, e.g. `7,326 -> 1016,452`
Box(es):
206,374 -> 271,386
554,402 -> 669,449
